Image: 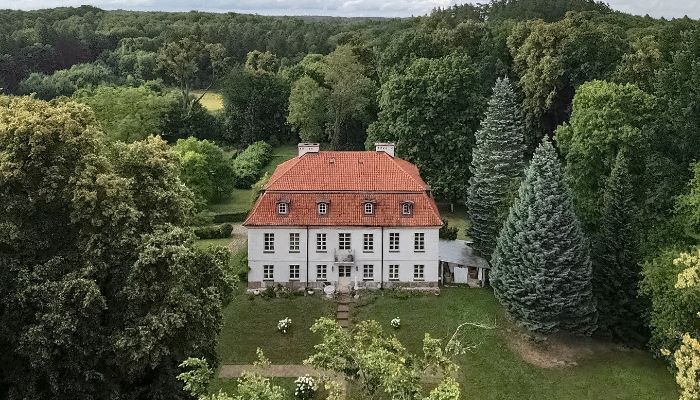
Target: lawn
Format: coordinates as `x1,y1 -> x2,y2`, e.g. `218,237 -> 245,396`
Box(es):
217,291 -> 335,364
351,288 -> 677,400
439,203 -> 469,240
192,89 -> 224,112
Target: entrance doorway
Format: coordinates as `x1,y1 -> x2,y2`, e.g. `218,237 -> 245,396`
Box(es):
338,265 -> 352,292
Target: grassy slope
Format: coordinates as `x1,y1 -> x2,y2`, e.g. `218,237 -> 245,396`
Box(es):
217,291 -> 335,364
352,288 -> 676,400
192,89 -> 224,112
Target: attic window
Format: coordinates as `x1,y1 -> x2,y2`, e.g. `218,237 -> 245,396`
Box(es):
318,202 -> 328,215
277,201 -> 289,215
364,202 -> 374,215
401,202 -> 413,216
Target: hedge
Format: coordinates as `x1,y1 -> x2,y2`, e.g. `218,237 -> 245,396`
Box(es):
193,223 -> 234,239
212,212 -> 248,223
232,141 -> 273,188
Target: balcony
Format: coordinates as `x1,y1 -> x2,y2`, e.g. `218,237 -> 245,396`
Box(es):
334,249 -> 354,263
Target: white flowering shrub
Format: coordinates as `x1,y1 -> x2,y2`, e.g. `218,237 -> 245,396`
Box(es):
294,375 -> 317,400
277,317 -> 292,334
390,317 -> 401,329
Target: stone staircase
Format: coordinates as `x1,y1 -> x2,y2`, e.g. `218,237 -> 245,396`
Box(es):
336,295 -> 351,328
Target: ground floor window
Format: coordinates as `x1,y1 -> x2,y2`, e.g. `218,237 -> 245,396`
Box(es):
339,265 -> 351,277
363,264 -> 374,280
316,265 -> 327,281
289,264 -> 300,280
389,264 -> 399,281
263,265 -> 274,280
413,265 -> 424,281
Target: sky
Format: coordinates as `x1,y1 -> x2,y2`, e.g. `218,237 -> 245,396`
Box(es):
12,0 -> 700,19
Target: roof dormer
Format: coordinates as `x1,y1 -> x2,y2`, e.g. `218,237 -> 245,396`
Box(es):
276,199 -> 290,215
363,199 -> 376,215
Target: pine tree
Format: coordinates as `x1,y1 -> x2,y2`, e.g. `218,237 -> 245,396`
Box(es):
592,152 -> 645,342
466,77 -> 525,259
491,138 -> 597,335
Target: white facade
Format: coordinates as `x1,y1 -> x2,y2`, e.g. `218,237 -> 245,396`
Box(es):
247,226 -> 440,289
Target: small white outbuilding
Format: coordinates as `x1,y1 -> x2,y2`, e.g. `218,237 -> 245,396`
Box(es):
438,239 -> 490,287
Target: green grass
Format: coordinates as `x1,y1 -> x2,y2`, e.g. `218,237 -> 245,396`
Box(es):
209,144 -> 299,215
217,291 -> 335,364
192,89 -> 224,112
351,288 -> 677,400
439,203 -> 469,240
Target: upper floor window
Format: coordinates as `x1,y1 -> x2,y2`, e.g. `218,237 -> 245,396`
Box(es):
316,233 -> 327,252
363,233 -> 374,252
277,202 -> 288,215
289,232 -> 300,253
401,202 -> 413,216
364,202 -> 374,215
414,232 -> 425,252
389,232 -> 400,252
264,233 -> 275,252
318,202 -> 328,215
339,233 -> 351,250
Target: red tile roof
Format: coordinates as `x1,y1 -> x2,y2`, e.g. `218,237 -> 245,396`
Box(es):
245,151 -> 442,227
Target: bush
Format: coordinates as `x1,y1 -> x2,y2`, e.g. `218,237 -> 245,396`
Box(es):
232,141 -> 273,188
211,212 -> 249,223
193,223 -> 234,239
439,218 -> 459,240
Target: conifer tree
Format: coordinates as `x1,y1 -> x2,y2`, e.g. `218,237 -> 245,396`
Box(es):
491,138 -> 597,335
467,77 -> 525,258
592,152 -> 645,342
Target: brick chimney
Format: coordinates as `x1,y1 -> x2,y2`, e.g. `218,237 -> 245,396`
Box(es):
375,143 -> 395,157
298,143 -> 320,157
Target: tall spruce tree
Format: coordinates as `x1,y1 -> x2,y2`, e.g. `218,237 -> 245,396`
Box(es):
491,138 -> 597,335
467,77 -> 525,258
592,152 -> 645,342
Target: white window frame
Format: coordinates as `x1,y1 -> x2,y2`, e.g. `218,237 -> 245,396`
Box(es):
414,232 -> 425,252
316,233 -> 327,252
389,232 -> 400,252
363,233 -> 374,252
289,232 -> 300,253
278,202 -> 288,215
364,202 -> 374,215
402,202 -> 412,215
389,264 -> 400,281
339,233 -> 351,250
289,264 -> 300,280
363,264 -> 374,280
264,233 -> 275,252
263,265 -> 274,281
413,265 -> 424,281
318,202 -> 328,215
316,265 -> 327,281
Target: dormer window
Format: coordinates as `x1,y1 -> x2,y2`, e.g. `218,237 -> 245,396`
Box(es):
401,201 -> 413,216
318,202 -> 328,215
277,201 -> 289,215
363,201 -> 374,215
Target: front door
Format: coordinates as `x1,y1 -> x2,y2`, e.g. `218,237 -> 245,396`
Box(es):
338,265 -> 352,292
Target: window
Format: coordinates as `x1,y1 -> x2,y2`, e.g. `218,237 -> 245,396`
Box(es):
414,232 -> 425,252
316,233 -> 327,252
278,202 -> 288,215
389,264 -> 400,281
389,232 -> 400,252
363,233 -> 374,252
316,265 -> 327,281
363,264 -> 374,280
263,265 -> 274,280
318,202 -> 328,215
264,233 -> 275,252
413,265 -> 424,281
364,202 -> 374,215
289,264 -> 300,280
289,232 -> 300,252
402,202 -> 412,215
339,233 -> 351,250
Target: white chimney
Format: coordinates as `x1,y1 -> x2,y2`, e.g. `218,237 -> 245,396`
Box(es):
298,143 -> 320,157
375,143 -> 395,157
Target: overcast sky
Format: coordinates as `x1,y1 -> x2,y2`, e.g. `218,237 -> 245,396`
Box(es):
13,0 -> 700,19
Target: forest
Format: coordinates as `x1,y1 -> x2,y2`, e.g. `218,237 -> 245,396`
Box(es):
1,0 -> 700,399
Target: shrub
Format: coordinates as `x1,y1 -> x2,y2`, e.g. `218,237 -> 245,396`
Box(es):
391,317 -> 401,329
278,317 -> 292,334
294,375 -> 317,400
439,218 -> 459,240
232,141 -> 273,188
193,223 -> 234,239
